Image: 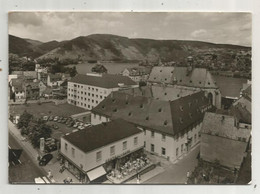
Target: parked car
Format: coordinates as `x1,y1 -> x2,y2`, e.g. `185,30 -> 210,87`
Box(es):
49,116 -> 54,121
73,123 -> 78,128
53,116 -> 59,121
78,125 -> 85,130
52,124 -> 59,129
43,116 -> 49,121
84,123 -> 91,128
39,154 -> 53,166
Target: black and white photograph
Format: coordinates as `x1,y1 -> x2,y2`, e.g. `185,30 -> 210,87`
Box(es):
8,12 -> 252,185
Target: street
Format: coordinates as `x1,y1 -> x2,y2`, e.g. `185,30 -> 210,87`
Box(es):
9,132 -> 45,184
145,145 -> 200,184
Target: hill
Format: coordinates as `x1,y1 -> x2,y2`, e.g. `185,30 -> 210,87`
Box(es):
9,34 -> 251,65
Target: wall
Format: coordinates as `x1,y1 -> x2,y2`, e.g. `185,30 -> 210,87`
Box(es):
200,133 -> 248,169
60,132 -> 144,172
91,113 -> 110,125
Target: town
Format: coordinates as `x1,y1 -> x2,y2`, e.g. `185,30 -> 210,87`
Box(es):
8,12 -> 252,185
8,55 -> 251,184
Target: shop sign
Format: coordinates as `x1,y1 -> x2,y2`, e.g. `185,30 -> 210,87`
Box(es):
105,150 -> 130,163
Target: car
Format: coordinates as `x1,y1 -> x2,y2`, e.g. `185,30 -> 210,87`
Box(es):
65,121 -> 70,125
69,122 -> 75,127
52,124 -> 59,129
57,119 -> 62,123
43,116 -> 49,121
78,125 -> 84,130
61,119 -> 66,123
49,116 -> 54,121
53,116 -> 59,121
39,154 -> 53,166
84,123 -> 91,128
73,123 -> 78,128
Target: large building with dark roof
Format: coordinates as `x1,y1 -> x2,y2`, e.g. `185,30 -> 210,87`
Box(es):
91,89 -> 212,162
60,119 -> 144,183
200,112 -> 251,169
147,59 -> 221,109
67,73 -> 138,110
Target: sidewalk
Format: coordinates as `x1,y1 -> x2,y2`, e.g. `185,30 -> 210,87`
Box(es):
8,120 -> 80,184
126,166 -> 165,184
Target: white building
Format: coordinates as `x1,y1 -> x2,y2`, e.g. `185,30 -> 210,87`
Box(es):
67,73 -> 138,110
122,67 -> 151,82
60,119 -> 144,183
91,89 -> 212,163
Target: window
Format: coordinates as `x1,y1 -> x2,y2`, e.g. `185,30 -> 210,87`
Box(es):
96,151 -> 102,162
161,147 -> 166,156
110,146 -> 115,156
99,115 -> 102,120
181,144 -> 183,153
176,147 -> 179,157
162,134 -> 166,141
123,141 -> 127,150
72,147 -> 75,157
151,131 -> 155,138
151,144 -> 154,152
194,134 -> 197,142
65,143 -> 68,151
144,129 -> 146,135
144,141 -> 146,147
134,137 -> 138,145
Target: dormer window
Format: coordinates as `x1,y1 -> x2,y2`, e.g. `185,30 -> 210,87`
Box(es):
112,99 -> 116,103
145,116 -> 149,121
158,108 -> 162,112
128,112 -> 132,116
164,120 -> 168,126
179,118 -> 183,124
102,105 -> 105,109
113,108 -> 118,112
126,101 -> 129,105
180,106 -> 184,111
140,104 -> 144,108
164,93 -> 167,95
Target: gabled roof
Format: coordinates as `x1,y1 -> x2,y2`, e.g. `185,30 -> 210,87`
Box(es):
201,112 -> 251,141
148,66 -> 218,89
69,74 -> 137,89
63,119 -> 141,153
92,90 -> 210,136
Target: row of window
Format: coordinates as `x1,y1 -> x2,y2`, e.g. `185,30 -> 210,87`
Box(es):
68,93 -> 104,100
69,85 -> 107,94
64,137 -> 139,162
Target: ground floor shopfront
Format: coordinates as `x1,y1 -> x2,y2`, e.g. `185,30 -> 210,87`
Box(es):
60,148 -> 145,183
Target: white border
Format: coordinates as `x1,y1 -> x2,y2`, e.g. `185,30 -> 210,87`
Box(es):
0,1 -> 259,194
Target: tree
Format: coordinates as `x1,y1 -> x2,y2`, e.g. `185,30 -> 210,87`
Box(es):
69,66 -> 78,77
17,111 -> 33,129
27,119 -> 52,148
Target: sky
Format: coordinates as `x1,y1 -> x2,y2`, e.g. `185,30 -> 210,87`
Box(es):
8,12 -> 251,46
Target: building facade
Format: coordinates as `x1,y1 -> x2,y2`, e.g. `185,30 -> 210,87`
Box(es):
122,67 -> 151,82
67,73 -> 138,110
91,90 -> 212,163
60,119 -> 144,182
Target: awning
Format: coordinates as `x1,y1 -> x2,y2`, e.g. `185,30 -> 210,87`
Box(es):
87,166 -> 106,181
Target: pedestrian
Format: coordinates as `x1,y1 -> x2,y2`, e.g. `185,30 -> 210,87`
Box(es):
186,171 -> 190,179
47,170 -> 52,179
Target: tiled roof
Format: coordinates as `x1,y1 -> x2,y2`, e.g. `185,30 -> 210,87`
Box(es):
233,96 -> 251,114
148,66 -> 218,89
118,85 -> 197,101
201,112 -> 251,141
69,74 -> 137,89
92,90 -> 210,136
12,71 -> 37,79
63,119 -> 141,153
24,81 -> 40,89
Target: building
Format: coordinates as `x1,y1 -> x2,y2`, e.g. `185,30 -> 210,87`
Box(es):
67,73 -> 138,110
37,72 -> 48,85
200,112 -> 251,169
47,74 -> 63,87
38,81 -> 47,97
24,81 -> 40,100
11,82 -> 25,101
91,90 -> 212,163
147,58 -> 221,109
122,67 -> 151,82
11,71 -> 38,82
60,119 -> 144,183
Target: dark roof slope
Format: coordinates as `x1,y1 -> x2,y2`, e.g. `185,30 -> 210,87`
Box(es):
63,119 -> 141,153
148,66 -> 218,89
69,74 -> 137,88
92,90 -> 210,136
